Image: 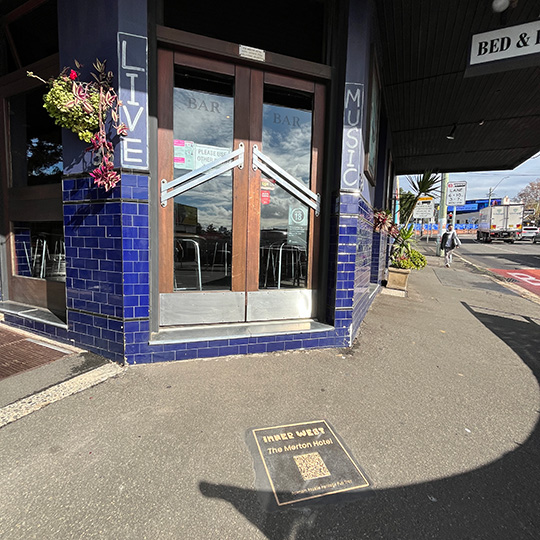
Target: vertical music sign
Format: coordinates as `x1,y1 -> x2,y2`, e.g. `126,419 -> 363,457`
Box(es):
340,83 -> 364,191
117,32 -> 149,170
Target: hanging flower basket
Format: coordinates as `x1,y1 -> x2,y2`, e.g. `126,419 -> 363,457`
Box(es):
28,59 -> 128,191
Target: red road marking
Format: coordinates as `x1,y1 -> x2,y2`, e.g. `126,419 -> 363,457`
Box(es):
490,268 -> 540,296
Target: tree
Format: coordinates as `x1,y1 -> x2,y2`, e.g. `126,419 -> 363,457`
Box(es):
399,171 -> 440,225
516,179 -> 540,221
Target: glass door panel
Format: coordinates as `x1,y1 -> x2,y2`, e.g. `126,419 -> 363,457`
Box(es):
172,70 -> 234,291
259,88 -> 313,290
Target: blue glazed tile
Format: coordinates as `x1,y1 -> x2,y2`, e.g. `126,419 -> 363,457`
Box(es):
133,284 -> 150,295
284,340 -> 303,350
133,215 -> 149,227
106,226 -> 122,238
134,307 -> 149,318
267,342 -> 285,352
133,262 -> 148,273
140,342 -> 162,354
175,350 -> 198,361
301,338 -> 321,348
124,273 -> 138,284
105,203 -> 121,215
198,347 -> 220,358
122,203 -> 139,215
256,335 -> 276,343
123,250 -> 138,261
121,175 -> 137,187
231,337 -> 249,345
186,341 -> 209,349
133,187 -> 148,200
126,343 -> 141,355
108,341 -> 124,354
84,237 -> 99,248
152,351 -> 176,362
248,343 -> 267,354
218,345 -> 239,356
133,238 -> 149,250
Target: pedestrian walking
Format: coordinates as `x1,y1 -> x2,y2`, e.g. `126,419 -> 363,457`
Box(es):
442,224 -> 461,267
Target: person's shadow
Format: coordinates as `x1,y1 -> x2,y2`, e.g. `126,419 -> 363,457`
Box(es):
200,303 -> 540,539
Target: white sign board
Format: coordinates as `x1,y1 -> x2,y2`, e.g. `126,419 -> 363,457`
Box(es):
413,197 -> 434,219
118,32 -> 149,170
470,21 -> 540,66
447,181 -> 467,207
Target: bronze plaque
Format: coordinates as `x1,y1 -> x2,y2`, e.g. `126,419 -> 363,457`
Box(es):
250,420 -> 370,507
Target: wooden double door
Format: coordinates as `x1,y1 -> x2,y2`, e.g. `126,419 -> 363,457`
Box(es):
158,50 -> 325,326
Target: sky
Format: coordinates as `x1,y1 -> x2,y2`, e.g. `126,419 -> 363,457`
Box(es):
399,151 -> 540,202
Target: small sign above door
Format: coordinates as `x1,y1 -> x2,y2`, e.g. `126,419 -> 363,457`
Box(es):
239,45 -> 266,63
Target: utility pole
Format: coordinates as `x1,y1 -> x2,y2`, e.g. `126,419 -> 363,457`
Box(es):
436,172 -> 449,256
488,176 -> 509,207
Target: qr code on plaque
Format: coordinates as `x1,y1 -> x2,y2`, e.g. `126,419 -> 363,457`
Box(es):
293,452 -> 331,481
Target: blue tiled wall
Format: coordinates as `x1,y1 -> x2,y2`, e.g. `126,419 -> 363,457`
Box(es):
62,174 -> 149,364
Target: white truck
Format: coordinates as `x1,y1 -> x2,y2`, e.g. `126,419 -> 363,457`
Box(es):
477,204 -> 524,243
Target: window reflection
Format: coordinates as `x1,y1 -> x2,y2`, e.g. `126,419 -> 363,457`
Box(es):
172,71 -> 234,291
259,89 -> 313,289
10,87 -> 63,187
13,222 -> 65,281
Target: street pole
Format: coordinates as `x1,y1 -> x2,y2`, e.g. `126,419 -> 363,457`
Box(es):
436,172 -> 449,257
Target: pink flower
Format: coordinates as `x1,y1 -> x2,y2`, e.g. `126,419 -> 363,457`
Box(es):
69,69 -> 78,80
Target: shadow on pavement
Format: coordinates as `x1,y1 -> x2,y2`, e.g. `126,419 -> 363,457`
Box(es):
199,304 -> 540,539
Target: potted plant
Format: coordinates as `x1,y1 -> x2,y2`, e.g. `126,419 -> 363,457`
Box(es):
28,59 -> 128,191
386,225 -> 427,291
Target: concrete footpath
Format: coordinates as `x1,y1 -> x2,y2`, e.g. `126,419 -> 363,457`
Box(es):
1,249 -> 539,539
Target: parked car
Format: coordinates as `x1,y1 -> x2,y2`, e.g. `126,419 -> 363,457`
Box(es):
533,231 -> 540,244
519,226 -> 539,240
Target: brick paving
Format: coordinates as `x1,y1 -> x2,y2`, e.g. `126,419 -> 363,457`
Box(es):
0,326 -> 70,381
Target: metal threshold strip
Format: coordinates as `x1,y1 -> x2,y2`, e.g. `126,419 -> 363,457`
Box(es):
0,301 -> 67,328
252,145 -> 320,216
161,143 -> 244,206
151,319 -> 333,344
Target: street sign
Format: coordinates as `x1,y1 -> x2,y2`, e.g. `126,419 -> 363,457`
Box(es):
447,181 -> 467,206
413,197 -> 434,219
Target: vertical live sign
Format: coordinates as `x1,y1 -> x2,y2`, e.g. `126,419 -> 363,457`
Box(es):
117,32 -> 149,170
341,83 -> 364,191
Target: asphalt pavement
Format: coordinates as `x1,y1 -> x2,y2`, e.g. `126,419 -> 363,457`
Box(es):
0,242 -> 539,539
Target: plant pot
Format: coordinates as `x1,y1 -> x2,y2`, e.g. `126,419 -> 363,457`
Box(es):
386,267 -> 411,291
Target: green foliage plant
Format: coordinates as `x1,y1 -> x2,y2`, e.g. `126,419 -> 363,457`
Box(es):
389,225 -> 427,270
